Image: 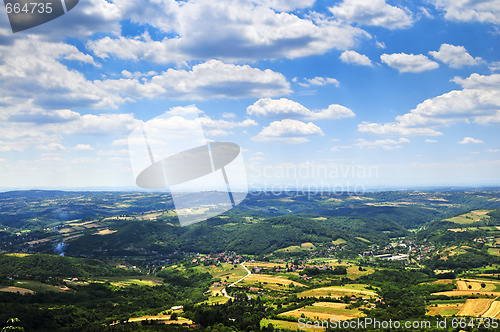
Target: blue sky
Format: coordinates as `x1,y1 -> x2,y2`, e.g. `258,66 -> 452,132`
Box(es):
0,0 -> 499,190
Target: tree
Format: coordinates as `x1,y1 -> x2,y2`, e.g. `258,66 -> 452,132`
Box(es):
2,318 -> 24,332
170,312 -> 178,321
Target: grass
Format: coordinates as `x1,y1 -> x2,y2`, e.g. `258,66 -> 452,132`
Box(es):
332,238 -> 346,245
298,284 -> 377,298
199,263 -> 248,284
444,210 -> 491,224
488,248 -> 500,256
14,280 -> 68,293
95,276 -> 163,287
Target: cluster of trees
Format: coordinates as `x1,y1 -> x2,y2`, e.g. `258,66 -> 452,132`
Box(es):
0,254 -> 135,280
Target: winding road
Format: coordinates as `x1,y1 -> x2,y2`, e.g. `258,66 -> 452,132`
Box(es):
221,262 -> 251,299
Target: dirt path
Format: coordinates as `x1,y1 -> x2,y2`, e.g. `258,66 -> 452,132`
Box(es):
222,262 -> 251,299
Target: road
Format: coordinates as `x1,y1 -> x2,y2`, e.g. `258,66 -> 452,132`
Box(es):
221,262 -> 251,299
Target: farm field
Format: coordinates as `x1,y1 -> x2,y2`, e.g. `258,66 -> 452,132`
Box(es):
198,263 -> 248,284
482,300 -> 500,318
427,303 -> 464,316
431,290 -> 500,297
458,299 -> 497,317
0,286 -> 35,295
261,319 -> 325,332
240,274 -> 307,288
95,276 -> 164,287
444,210 -> 491,224
279,302 -> 364,321
127,314 -> 193,325
456,279 -> 500,292
298,284 -> 377,298
13,280 -> 70,293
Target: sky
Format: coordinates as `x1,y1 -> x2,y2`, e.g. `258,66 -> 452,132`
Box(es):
0,0 -> 499,191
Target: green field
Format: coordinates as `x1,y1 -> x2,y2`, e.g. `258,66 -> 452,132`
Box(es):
14,280 -> 68,293
94,275 -> 164,287
444,210 -> 491,224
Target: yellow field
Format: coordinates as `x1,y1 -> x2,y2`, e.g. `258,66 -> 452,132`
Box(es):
457,279 -> 499,292
458,299 -> 496,316
432,290 -> 500,297
5,253 -> 30,257
279,302 -> 364,321
482,301 -> 500,318
298,284 -> 377,298
128,314 -> 193,325
427,303 -> 463,316
245,262 -> 286,269
0,286 -> 35,295
94,229 -> 117,235
242,274 -> 307,288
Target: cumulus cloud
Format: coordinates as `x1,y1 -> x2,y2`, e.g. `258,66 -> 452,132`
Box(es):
358,122 -> 443,136
459,137 -> 484,144
329,0 -> 414,29
429,44 -> 482,68
358,73 -> 500,137
298,77 -> 340,87
432,0 -> 500,24
247,98 -> 355,120
355,138 -> 410,150
253,119 -> 324,143
91,0 -> 369,63
0,37 -> 122,110
340,50 -> 373,66
98,60 -> 291,100
381,53 -> 439,73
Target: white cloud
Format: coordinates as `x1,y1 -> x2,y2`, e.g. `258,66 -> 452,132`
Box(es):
429,44 -> 482,68
312,104 -> 356,120
222,112 -> 236,119
0,37 -> 124,110
0,0 -> 122,41
204,129 -> 231,137
355,138 -> 410,150
247,98 -> 355,120
381,53 -> 439,73
8,109 -> 81,124
98,60 -> 291,100
74,144 -> 94,151
452,73 -> 500,89
92,0 -> 369,63
432,0 -> 500,24
358,122 -> 443,136
38,143 -> 66,151
340,50 -> 373,66
253,119 -> 324,143
298,77 -> 340,87
252,0 -> 315,11
329,0 -> 414,30
487,149 -> 500,152
489,62 -> 500,72
425,139 -> 438,143
459,137 -> 484,144
359,73 -> 500,137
